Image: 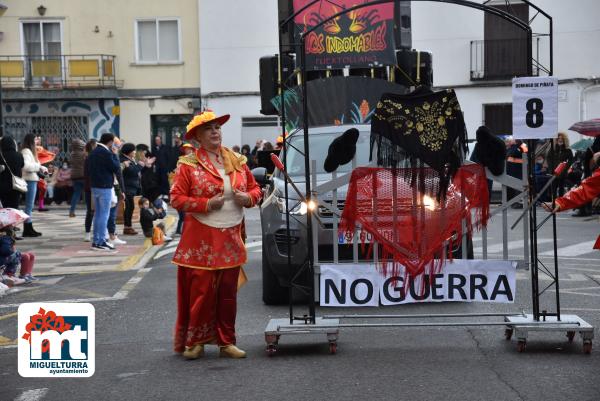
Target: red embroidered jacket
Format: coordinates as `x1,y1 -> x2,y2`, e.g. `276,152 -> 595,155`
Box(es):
555,169 -> 600,250
170,148 -> 262,269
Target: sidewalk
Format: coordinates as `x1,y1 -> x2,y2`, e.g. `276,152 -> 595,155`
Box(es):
13,204 -> 177,276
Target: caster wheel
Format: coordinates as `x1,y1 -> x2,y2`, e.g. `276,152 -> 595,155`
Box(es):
266,344 -> 277,356
566,331 -> 576,343
504,328 -> 513,340
329,342 -> 337,355
517,340 -> 526,353
583,341 -> 592,355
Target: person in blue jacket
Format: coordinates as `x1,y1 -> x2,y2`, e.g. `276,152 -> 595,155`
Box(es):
88,133 -> 121,251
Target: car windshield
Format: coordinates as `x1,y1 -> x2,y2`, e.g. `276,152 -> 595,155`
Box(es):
283,129 -> 371,177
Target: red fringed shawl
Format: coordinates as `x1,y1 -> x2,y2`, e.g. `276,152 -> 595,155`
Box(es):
339,164 -> 490,277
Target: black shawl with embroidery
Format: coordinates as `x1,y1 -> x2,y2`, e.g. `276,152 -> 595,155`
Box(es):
370,88 -> 468,197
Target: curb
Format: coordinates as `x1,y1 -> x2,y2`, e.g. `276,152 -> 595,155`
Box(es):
117,215 -> 177,271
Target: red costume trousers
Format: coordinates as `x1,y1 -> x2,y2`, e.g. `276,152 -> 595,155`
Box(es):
174,266 -> 240,352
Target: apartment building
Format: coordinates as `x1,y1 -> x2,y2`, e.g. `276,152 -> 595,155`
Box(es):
0,1 -> 200,161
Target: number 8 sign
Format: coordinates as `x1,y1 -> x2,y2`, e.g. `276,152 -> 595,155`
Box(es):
512,76 -> 558,140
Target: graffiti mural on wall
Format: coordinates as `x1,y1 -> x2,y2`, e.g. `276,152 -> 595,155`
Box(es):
3,98 -> 120,139
3,99 -> 120,163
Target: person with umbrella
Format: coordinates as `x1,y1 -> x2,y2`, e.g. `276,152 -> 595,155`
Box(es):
569,119 -> 600,216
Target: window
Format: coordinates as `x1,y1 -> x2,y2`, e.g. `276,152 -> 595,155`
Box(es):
21,21 -> 62,84
483,3 -> 530,80
135,18 -> 181,63
483,104 -> 513,136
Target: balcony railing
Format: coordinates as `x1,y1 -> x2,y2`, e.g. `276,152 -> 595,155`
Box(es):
470,38 -> 539,81
0,54 -> 122,89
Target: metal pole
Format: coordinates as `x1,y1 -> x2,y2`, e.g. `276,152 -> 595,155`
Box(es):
278,23 -> 294,326
0,69 -> 4,138
300,33 -> 316,324
527,139 -> 539,320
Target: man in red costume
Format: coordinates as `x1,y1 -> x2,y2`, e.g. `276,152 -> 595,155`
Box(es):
544,151 -> 600,249
170,110 -> 262,359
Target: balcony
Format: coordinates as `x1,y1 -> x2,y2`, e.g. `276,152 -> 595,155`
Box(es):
470,38 -> 539,81
0,54 -> 123,90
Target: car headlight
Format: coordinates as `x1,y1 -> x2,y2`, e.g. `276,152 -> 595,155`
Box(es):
275,196 -> 316,215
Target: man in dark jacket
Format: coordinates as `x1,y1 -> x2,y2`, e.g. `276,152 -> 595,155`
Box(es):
88,133 -> 121,251
0,135 -> 25,209
151,136 -> 170,198
167,134 -> 183,173
69,138 -> 86,217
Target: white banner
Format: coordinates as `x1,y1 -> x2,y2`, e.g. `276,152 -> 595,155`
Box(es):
320,260 -> 516,307
512,76 -> 558,140
320,264 -> 382,307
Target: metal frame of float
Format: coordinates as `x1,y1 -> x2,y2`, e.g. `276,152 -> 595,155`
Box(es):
264,0 -> 594,356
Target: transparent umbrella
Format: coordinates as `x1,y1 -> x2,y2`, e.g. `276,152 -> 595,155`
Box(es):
570,138 -> 594,151
0,208 -> 29,229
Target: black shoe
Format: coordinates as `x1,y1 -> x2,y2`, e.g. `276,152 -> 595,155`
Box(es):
572,210 -> 591,217
91,243 -> 112,251
22,223 -> 37,237
38,208 -> 49,212
511,203 -> 523,209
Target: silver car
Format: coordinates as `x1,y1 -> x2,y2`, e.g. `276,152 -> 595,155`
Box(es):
256,124 -> 472,304
258,124 -> 373,304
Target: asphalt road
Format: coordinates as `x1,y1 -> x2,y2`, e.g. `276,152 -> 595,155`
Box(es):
1,207 -> 600,401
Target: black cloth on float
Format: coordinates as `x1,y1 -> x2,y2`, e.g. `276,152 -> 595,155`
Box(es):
324,128 -> 360,173
370,88 -> 468,197
470,125 -> 506,176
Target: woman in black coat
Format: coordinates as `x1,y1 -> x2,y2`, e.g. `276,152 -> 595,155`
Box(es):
0,135 -> 25,209
120,143 -> 143,235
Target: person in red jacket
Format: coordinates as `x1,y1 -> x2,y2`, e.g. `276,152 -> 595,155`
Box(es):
170,110 -> 262,360
544,151 -> 600,249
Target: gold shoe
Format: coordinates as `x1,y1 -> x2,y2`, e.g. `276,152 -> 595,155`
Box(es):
219,345 -> 246,359
182,344 -> 204,359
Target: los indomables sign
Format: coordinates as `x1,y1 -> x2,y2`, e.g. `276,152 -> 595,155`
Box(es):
293,0 -> 397,70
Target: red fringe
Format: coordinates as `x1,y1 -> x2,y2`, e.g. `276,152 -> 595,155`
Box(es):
340,165 -> 490,292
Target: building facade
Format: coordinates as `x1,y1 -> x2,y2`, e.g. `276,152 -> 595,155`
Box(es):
0,0 -> 200,161
198,0 -> 599,148
412,0 -> 600,144
198,0 -> 280,148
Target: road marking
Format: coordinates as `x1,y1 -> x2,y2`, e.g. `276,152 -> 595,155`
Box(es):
154,240 -> 262,260
0,312 -> 18,321
0,267 -> 153,309
516,272 -> 590,282
0,335 -> 16,346
154,249 -> 174,260
474,238 -> 553,254
116,370 -> 149,379
245,241 -> 262,249
539,241 -> 597,257
563,307 -> 600,313
14,388 -> 49,401
164,239 -> 180,249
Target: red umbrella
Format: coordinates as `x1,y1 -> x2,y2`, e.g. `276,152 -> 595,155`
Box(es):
569,118 -> 600,137
0,208 -> 29,229
36,147 -> 56,165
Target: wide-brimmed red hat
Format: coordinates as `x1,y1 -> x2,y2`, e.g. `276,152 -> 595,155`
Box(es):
185,110 -> 230,140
